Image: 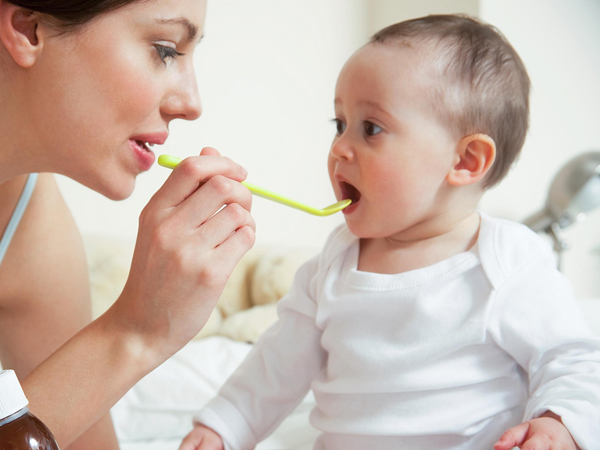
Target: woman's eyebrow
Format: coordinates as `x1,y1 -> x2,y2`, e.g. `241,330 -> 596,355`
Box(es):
155,17 -> 200,43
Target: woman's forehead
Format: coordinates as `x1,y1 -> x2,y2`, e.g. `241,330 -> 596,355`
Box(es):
111,0 -> 207,33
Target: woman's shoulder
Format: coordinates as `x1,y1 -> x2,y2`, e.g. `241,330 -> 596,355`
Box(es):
0,173 -> 67,243
0,174 -> 89,302
0,174 -> 31,229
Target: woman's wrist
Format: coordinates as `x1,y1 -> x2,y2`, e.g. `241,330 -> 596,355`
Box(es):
100,293 -> 173,370
21,303 -> 168,447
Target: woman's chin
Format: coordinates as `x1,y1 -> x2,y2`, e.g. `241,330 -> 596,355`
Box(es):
106,183 -> 135,201
88,177 -> 136,201
106,189 -> 133,201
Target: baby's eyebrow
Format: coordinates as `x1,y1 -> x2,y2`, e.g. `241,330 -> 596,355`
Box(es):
337,98 -> 396,121
154,17 -> 200,44
358,99 -> 390,113
335,98 -> 390,113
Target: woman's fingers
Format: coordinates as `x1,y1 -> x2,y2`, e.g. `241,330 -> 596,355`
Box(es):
173,174 -> 253,236
192,201 -> 256,250
199,146 -> 221,157
210,224 -> 256,275
153,154 -> 247,209
118,149 -> 256,354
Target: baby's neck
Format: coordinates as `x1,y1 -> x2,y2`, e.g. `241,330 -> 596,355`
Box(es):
357,211 -> 481,274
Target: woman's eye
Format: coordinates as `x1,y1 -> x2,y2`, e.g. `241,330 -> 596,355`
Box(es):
155,45 -> 184,63
364,121 -> 382,136
334,119 -> 346,135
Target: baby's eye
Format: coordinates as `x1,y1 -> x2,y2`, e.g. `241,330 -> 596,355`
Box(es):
364,121 -> 382,136
334,119 -> 347,135
155,45 -> 184,64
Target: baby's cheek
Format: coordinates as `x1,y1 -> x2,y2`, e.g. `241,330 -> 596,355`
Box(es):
379,166 -> 441,216
373,163 -> 413,191
327,154 -> 336,179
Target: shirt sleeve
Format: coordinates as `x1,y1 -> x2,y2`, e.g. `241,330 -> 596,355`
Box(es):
487,253 -> 600,450
193,255 -> 326,450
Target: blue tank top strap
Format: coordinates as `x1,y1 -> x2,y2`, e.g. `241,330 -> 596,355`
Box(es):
0,174 -> 38,266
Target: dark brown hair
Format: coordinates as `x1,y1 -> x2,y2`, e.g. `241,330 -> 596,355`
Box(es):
6,0 -> 144,28
372,14 -> 530,188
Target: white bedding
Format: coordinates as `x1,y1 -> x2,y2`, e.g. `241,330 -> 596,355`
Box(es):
113,299 -> 600,450
113,336 -> 319,450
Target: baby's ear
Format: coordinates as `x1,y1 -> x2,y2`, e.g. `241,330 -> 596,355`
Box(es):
447,134 -> 496,186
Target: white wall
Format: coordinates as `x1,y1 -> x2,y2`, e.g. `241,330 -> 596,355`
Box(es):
478,0 -> 600,297
57,0 -> 600,296
368,0 -> 478,34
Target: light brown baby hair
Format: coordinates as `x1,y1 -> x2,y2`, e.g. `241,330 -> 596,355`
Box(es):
371,14 -> 530,188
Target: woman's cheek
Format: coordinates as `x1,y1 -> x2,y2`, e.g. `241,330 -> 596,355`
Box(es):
102,47 -> 164,124
121,77 -> 161,123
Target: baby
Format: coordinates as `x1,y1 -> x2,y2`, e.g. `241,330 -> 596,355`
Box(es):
181,15 -> 599,450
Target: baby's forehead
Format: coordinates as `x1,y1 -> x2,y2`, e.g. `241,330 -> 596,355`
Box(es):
340,41 -> 451,104
361,39 -> 451,79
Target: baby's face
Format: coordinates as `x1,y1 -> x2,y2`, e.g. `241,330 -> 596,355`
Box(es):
328,43 -> 458,239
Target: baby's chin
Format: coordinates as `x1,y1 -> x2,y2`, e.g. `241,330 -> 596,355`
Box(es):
344,218 -> 415,241
343,219 -> 382,239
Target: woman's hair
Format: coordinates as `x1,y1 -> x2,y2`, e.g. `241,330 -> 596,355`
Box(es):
5,0 -> 144,28
372,15 -> 530,189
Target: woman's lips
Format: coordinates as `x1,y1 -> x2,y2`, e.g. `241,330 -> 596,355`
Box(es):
129,139 -> 156,171
128,132 -> 167,171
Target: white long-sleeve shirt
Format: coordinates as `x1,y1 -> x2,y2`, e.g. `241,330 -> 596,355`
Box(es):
195,213 -> 600,450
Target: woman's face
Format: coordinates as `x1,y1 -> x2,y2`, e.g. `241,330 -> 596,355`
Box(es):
25,0 -> 206,199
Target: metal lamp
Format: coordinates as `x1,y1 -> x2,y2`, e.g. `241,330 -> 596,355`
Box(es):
523,151 -> 600,269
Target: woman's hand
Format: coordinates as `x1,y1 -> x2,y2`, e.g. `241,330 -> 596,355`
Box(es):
179,424 -> 225,450
113,147 -> 255,357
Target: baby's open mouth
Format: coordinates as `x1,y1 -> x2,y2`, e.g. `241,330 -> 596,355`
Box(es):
340,181 -> 361,204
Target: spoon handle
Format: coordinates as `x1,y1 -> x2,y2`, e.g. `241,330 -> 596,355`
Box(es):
157,154 -> 350,216
241,180 -> 322,215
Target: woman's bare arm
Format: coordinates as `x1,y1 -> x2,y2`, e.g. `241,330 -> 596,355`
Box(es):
22,304 -> 159,447
0,173 -> 119,450
21,150 -> 255,447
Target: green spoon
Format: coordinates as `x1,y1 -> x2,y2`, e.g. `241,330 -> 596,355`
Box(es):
158,155 -> 352,217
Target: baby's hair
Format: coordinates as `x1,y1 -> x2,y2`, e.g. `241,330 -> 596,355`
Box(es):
371,14 -> 530,188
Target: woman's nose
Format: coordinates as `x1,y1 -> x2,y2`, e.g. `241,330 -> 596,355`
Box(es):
161,70 -> 202,121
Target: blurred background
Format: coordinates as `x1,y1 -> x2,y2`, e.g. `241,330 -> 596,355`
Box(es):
56,0 -> 600,298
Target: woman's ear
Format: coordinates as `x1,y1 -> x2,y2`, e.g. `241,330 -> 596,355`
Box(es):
447,134 -> 496,186
0,2 -> 44,68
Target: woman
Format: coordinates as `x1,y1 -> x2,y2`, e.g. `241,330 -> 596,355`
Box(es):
0,0 -> 255,448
